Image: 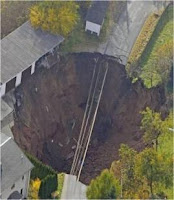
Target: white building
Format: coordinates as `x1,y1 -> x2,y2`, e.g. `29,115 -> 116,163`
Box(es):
0,21 -> 64,97
1,133 -> 34,199
85,1 -> 109,36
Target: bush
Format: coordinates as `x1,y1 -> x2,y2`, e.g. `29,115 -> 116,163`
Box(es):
26,153 -> 56,180
86,169 -> 120,199
39,174 -> 58,199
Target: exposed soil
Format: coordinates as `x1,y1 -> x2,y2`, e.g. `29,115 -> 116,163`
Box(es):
12,52 -> 166,184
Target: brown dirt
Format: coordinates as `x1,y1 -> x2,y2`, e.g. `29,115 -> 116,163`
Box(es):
12,52 -> 166,184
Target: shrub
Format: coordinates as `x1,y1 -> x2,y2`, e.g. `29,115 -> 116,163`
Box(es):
39,174 -> 58,199
26,153 -> 56,180
28,178 -> 41,200
86,169 -> 120,199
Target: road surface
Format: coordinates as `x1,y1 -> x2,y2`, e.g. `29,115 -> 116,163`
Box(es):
99,0 -> 166,65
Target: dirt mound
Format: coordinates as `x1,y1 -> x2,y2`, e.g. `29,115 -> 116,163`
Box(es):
12,52 -> 166,184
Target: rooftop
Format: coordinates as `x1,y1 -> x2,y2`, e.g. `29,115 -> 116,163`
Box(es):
1,21 -> 64,84
86,1 -> 109,25
1,133 -> 34,192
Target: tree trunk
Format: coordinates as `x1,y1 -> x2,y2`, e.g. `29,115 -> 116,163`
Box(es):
150,165 -> 153,196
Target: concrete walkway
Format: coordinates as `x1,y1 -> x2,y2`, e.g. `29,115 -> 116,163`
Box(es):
61,174 -> 87,199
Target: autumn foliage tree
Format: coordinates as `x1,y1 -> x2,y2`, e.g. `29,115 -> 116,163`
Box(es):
141,107 -> 163,150
30,1 -> 79,36
28,178 -> 41,200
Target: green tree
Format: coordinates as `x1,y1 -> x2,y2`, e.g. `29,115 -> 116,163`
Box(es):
141,107 -> 163,150
119,144 -> 139,198
39,174 -> 58,199
30,1 -> 79,36
155,40 -> 173,86
86,169 -> 120,199
135,147 -> 171,196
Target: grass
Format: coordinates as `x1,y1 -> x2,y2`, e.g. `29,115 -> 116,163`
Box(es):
140,6 -> 173,88
1,1 -> 36,38
56,173 -> 65,199
60,2 -> 116,53
126,12 -> 161,70
126,5 -> 173,89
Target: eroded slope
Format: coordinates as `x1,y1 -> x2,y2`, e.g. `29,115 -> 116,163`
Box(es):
12,53 -> 166,184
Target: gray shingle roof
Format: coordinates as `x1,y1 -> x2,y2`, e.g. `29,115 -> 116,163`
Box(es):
86,1 -> 109,25
1,21 -> 64,84
1,133 -> 34,192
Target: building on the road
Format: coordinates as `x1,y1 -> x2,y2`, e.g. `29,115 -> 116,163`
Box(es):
1,21 -> 64,97
85,1 -> 109,36
1,133 -> 34,199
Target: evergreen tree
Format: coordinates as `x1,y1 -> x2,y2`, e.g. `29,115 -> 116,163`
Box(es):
86,169 -> 120,199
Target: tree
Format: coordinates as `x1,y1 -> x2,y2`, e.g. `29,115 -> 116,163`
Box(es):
28,178 -> 41,200
141,107 -> 163,150
135,148 -> 170,196
155,40 -> 173,85
118,144 -> 140,198
39,174 -> 58,199
30,1 -> 79,36
86,169 -> 120,199
141,40 -> 173,88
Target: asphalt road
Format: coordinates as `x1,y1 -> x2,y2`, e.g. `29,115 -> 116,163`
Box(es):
100,0 -> 166,65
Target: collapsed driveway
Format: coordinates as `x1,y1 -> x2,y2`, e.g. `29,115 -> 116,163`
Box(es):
99,1 -> 167,65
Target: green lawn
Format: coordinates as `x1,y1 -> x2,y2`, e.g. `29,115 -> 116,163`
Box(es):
140,6 -> 173,88
56,173 -> 65,199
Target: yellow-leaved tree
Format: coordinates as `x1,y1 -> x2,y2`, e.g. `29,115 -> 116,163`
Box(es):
28,178 -> 41,200
30,1 -> 79,36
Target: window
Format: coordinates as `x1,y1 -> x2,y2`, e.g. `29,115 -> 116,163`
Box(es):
20,189 -> 23,195
22,175 -> 24,180
11,184 -> 15,190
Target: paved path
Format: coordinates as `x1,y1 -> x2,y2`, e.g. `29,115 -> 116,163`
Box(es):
74,1 -> 166,65
61,174 -> 87,199
99,0 -> 166,65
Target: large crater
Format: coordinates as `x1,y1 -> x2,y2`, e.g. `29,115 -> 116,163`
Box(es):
12,52 -> 166,184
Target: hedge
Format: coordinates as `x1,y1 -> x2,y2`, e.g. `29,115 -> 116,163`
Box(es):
26,153 -> 57,180
39,174 -> 58,199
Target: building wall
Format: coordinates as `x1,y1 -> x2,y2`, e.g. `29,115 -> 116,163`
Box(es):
2,170 -> 31,199
0,83 -> 6,97
15,72 -> 22,87
85,21 -> 101,36
0,61 -> 36,98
